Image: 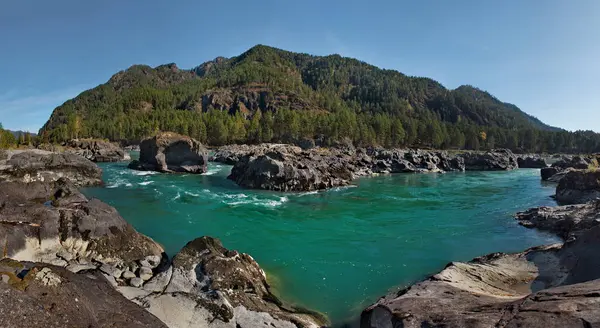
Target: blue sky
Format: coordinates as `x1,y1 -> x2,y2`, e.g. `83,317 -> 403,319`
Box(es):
1,0 -> 598,132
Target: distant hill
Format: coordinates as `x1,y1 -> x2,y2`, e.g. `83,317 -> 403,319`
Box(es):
8,130 -> 37,138
40,45 -> 599,153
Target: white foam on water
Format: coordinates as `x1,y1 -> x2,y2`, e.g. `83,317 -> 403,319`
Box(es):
225,195 -> 288,208
204,166 -> 223,176
329,185 -> 357,192
139,181 -> 154,186
172,192 -> 181,201
134,171 -> 159,176
184,191 -> 200,197
125,183 -> 133,187
298,191 -> 319,196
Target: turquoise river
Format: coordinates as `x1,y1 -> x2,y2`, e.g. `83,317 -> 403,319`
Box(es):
83,157 -> 560,326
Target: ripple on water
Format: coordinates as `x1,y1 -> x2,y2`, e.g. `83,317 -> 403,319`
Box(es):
83,165 -> 559,326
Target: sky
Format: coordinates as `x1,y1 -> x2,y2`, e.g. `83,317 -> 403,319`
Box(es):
1,0 -> 599,133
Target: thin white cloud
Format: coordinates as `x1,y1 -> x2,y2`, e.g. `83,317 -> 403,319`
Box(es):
0,85 -> 91,132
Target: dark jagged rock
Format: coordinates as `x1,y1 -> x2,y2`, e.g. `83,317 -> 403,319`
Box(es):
552,156 -> 592,170
65,139 -> 129,162
541,155 -> 598,182
128,132 -> 208,174
541,166 -> 561,181
0,260 -> 167,328
361,224 -> 600,328
515,200 -> 600,240
458,148 -> 519,171
211,144 -> 293,165
225,145 -> 529,191
556,169 -> 600,204
228,146 -> 355,191
371,149 -> 465,173
0,150 -> 102,187
122,236 -> 328,328
517,155 -> 548,168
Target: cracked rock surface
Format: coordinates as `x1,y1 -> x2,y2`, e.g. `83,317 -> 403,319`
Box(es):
361,203 -> 600,328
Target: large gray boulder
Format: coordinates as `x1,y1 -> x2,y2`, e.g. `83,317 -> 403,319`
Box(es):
518,155 -> 548,168
65,139 -> 129,162
129,132 -> 208,174
458,148 -> 519,171
122,236 -> 328,328
228,147 -> 355,191
556,169 -> 600,204
0,150 -> 102,187
0,260 -> 167,328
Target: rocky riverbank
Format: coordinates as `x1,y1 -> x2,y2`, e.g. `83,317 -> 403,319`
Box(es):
361,196 -> 600,327
0,150 -> 326,328
215,144 -> 519,191
64,139 -> 130,162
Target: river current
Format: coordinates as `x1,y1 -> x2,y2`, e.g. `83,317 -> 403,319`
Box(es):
83,156 -> 560,325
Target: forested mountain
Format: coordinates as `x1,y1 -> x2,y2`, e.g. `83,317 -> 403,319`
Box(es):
40,45 -> 600,153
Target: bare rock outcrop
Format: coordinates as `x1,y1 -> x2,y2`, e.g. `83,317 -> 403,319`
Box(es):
0,150 -> 102,187
122,237 -> 328,328
458,148 -> 519,171
361,226 -> 600,328
517,154 -> 548,168
515,200 -> 600,240
555,169 -> 600,204
0,259 -> 167,328
65,139 -> 129,162
128,132 -> 208,174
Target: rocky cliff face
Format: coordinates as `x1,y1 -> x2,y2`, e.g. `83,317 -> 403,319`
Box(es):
129,132 -> 208,174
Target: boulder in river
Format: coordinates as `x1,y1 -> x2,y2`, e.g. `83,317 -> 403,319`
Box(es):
211,143 -> 295,165
128,132 -> 208,174
228,146 -> 355,191
458,148 -> 519,171
121,236 -> 328,328
517,155 -> 548,168
555,169 -> 600,204
65,139 -> 129,162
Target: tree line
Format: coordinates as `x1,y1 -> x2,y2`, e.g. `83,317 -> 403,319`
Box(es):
40,108 -> 600,154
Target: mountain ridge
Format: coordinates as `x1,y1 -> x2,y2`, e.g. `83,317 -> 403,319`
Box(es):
40,44 -> 599,153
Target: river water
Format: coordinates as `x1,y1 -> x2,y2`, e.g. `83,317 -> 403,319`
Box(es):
83,158 -> 560,325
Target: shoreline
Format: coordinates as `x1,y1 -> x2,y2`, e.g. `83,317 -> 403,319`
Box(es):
2,145 -> 598,327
